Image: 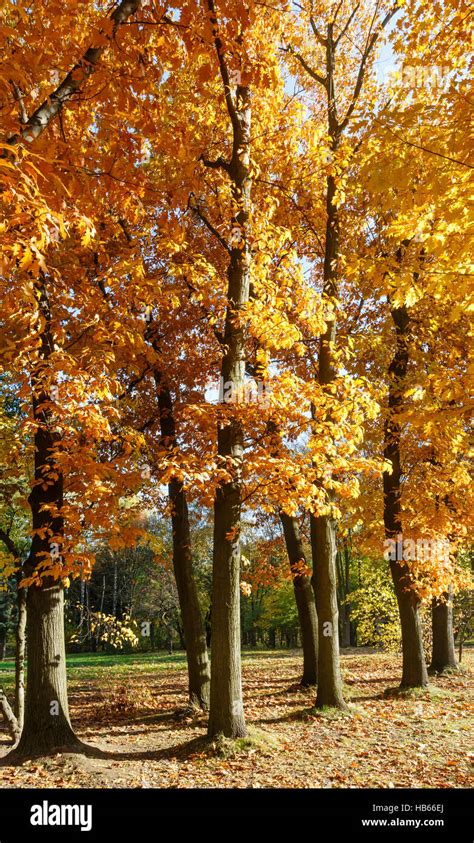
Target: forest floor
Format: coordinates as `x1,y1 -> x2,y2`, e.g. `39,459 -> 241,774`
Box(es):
0,649 -> 472,789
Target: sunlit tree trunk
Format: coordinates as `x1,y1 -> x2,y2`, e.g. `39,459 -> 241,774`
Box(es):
311,119 -> 347,709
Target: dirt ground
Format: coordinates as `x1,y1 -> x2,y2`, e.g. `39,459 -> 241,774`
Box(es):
0,650 -> 472,788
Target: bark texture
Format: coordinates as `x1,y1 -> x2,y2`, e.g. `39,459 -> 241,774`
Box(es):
15,574 -> 27,730
0,687 -> 20,743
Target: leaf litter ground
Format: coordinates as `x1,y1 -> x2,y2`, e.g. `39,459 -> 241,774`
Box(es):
0,649 -> 472,788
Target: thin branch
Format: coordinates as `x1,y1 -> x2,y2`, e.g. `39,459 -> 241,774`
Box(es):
200,154 -> 230,173
0,528 -> 20,560
374,118 -> 474,169
309,15 -> 326,47
117,365 -> 155,400
335,2 -> 361,47
181,276 -> 225,346
188,194 -> 231,254
339,3 -> 400,133
10,81 -> 28,124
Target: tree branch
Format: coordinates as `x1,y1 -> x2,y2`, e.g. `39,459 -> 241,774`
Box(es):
200,154 -> 230,173
309,16 -> 327,47
6,0 -> 143,147
188,194 -> 231,254
10,81 -> 28,125
374,118 -> 474,169
0,528 -> 20,560
282,45 -> 327,88
206,0 -> 240,133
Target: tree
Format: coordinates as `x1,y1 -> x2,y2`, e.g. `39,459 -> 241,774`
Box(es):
203,0 -> 252,739
149,340 -> 211,708
283,0 -> 400,710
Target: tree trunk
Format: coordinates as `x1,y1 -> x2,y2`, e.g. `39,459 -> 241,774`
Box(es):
13,582 -> 77,757
311,514 -> 347,708
339,538 -> 352,648
383,301 -> 428,688
9,279 -> 80,759
153,371 -> 211,710
15,575 -> 27,730
112,557 -> 118,617
280,512 -> 318,686
306,27 -> 347,711
0,629 -> 6,661
208,449 -> 247,736
203,7 -> 252,738
389,559 -> 428,687
207,69 -> 251,738
169,479 -> 210,707
205,606 -> 212,648
310,147 -> 347,708
176,619 -> 186,652
0,687 -> 20,744
430,588 -> 458,673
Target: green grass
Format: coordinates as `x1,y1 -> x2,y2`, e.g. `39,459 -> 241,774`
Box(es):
0,647 -> 297,673
0,650 -> 191,696
0,648 -> 298,694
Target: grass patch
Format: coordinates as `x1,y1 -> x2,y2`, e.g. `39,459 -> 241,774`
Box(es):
383,683 -> 453,700
308,704 -> 353,720
206,727 -> 279,758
